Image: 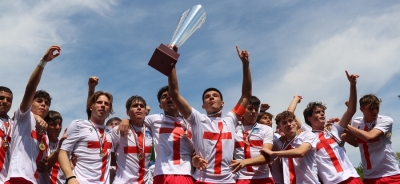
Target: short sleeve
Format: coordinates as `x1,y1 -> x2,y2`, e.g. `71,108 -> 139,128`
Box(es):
186,108 -> 204,126
224,111 -> 239,127
263,125 -> 274,145
15,106 -> 33,125
374,116 -> 393,134
301,131 -> 317,147
111,126 -> 120,150
60,120 -> 81,152
332,123 -> 345,136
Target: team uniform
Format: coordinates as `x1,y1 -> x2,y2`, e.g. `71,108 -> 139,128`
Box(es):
272,131 -> 319,184
187,108 -> 238,183
6,107 -> 49,184
144,114 -> 194,183
313,123 -> 361,184
0,117 -> 12,183
352,115 -> 400,183
38,141 -> 66,184
111,124 -> 153,184
61,119 -> 113,184
234,123 -> 274,183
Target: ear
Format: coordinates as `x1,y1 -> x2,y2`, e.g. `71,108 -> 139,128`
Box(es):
126,110 -> 129,116
360,107 -> 364,113
307,116 -> 312,123
159,103 -> 162,109
202,103 -> 205,109
221,101 -> 225,108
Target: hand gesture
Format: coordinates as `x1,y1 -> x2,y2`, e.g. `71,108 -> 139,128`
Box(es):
327,117 -> 340,123
345,70 -> 359,85
167,44 -> 178,52
192,154 -> 208,171
36,157 -> 48,173
236,45 -> 250,64
88,76 -> 99,89
34,115 -> 48,134
42,45 -> 61,62
294,95 -> 302,103
118,119 -> 130,137
260,104 -> 270,112
230,159 -> 248,173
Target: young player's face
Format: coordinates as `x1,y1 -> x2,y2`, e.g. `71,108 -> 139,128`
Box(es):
107,120 -> 119,129
31,97 -> 50,118
159,91 -> 177,113
127,100 -> 146,123
259,115 -> 272,127
202,91 -> 224,114
47,119 -> 62,142
243,104 -> 259,125
0,91 -> 13,117
308,107 -> 326,129
360,106 -> 379,122
278,118 -> 297,137
90,95 -> 111,121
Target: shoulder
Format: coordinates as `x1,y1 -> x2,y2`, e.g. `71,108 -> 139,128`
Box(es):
257,123 -> 273,133
378,115 -> 393,123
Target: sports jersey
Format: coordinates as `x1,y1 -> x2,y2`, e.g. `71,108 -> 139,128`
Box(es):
233,122 -> 273,179
38,141 -> 66,184
273,131 -> 319,184
7,107 -> 49,184
111,124 -> 153,184
187,108 -> 238,183
144,114 -> 193,176
352,115 -> 400,179
314,123 -> 359,183
61,119 -> 113,184
0,117 -> 12,183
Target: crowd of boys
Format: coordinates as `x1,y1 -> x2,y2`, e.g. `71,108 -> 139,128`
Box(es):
0,45 -> 399,184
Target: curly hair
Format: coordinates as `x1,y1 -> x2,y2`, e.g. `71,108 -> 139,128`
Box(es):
275,111 -> 296,126
303,102 -> 326,126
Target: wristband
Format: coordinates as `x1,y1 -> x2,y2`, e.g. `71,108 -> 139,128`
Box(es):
38,59 -> 47,68
66,176 -> 76,183
233,104 -> 246,117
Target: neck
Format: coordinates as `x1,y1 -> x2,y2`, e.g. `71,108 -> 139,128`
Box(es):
0,114 -> 8,119
284,132 -> 296,140
130,119 -> 143,127
164,111 -> 179,117
243,120 -> 256,126
49,137 -> 58,143
89,117 -> 105,125
364,117 -> 375,123
207,109 -> 222,117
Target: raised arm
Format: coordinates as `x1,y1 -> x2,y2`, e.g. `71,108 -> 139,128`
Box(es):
167,46 -> 193,119
339,71 -> 358,128
287,95 -> 304,128
87,76 -> 98,105
20,45 -> 61,113
232,45 -> 252,117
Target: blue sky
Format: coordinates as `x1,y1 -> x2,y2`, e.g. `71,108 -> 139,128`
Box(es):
1,0 -> 400,166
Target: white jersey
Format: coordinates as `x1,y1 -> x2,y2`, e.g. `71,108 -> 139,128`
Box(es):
273,131 -> 319,184
233,123 -> 273,179
61,119 -> 113,184
7,107 -> 49,184
270,137 -> 284,184
187,108 -> 238,183
314,123 -> 359,183
0,117 -> 12,183
111,124 -> 153,184
144,114 -> 193,176
39,141 -> 66,184
352,115 -> 400,179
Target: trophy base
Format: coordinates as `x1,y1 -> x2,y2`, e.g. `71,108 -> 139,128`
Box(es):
148,44 -> 180,76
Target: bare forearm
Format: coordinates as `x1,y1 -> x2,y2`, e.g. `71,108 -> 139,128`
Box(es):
244,154 -> 269,166
239,63 -> 251,106
340,84 -> 357,128
21,65 -> 44,112
59,150 -> 74,177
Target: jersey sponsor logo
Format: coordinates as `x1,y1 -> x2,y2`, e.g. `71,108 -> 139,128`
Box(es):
253,128 -> 260,134
145,131 -> 152,140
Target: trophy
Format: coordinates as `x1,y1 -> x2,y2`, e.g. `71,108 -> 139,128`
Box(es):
148,4 -> 206,76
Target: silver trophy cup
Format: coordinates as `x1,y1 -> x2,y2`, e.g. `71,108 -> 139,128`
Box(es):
148,4 -> 206,76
